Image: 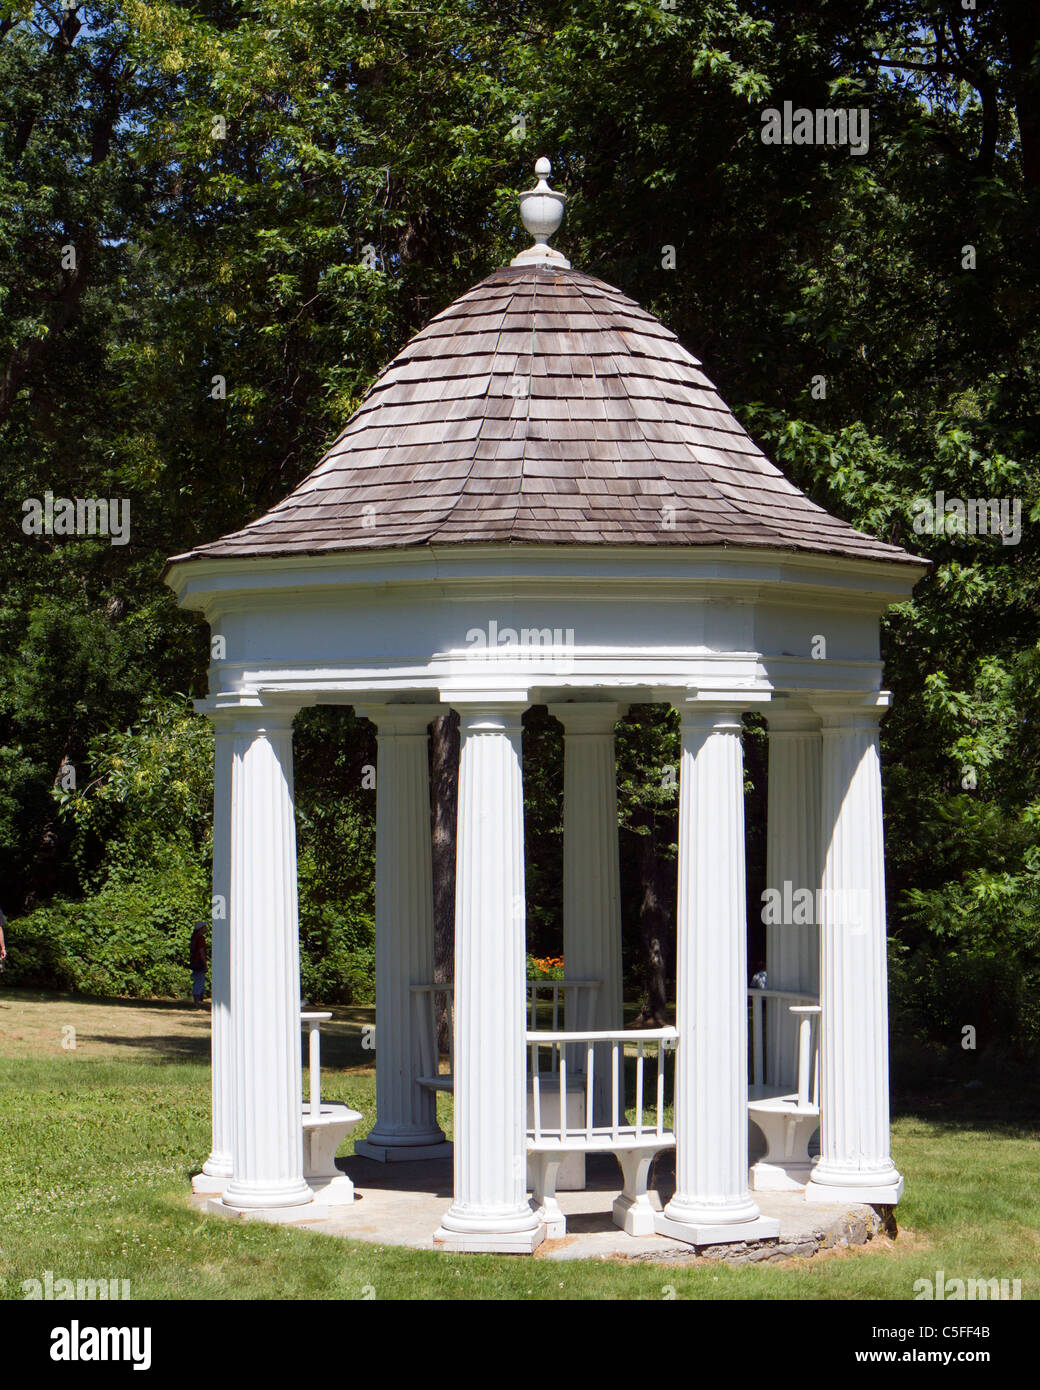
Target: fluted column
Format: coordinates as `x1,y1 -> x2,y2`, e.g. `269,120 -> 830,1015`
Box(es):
765,708 -> 822,1088
217,708 -> 313,1215
656,702 -> 779,1244
435,702 -> 544,1252
805,700 -> 904,1205
549,703 -> 623,1123
193,713 -> 234,1192
354,705 -> 451,1162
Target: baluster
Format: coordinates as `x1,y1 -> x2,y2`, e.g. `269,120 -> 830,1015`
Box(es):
752,992 -> 764,1088
559,1044 -> 567,1141
531,1043 -> 541,1142
635,1042 -> 644,1138
585,1041 -> 594,1139
656,1040 -> 666,1136
611,1040 -> 620,1141
309,1019 -> 321,1118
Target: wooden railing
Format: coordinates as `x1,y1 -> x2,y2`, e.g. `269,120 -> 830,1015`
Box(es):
747,987 -> 818,1092
525,1027 -> 677,1146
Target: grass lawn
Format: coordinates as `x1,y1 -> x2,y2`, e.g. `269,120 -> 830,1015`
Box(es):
0,989 -> 1037,1300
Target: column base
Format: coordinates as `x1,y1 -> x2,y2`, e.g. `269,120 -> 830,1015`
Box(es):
354,1138 -> 453,1163
805,1172 -> 904,1206
206,1196 -> 330,1225
433,1223 -> 546,1254
655,1212 -> 781,1246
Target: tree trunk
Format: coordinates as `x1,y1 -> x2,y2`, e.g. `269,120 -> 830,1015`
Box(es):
632,819 -> 670,1028
429,710 -> 459,1054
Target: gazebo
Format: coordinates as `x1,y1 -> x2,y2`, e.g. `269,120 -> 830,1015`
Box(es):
164,160 -> 927,1254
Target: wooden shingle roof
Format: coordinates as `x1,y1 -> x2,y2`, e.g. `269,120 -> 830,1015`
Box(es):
176,264 -> 918,566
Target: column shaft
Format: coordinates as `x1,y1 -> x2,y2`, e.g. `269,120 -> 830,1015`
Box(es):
198,720 -> 234,1186
221,713 -> 312,1211
435,705 -> 543,1252
806,708 -> 903,1204
765,713 -> 822,1088
551,704 -> 623,1124
657,705 -> 778,1244
356,706 -> 448,1161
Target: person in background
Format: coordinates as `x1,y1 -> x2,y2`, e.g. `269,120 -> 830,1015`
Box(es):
0,904 -> 7,971
189,921 -> 208,1007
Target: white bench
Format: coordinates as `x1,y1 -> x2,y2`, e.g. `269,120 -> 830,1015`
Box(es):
747,996 -> 821,1191
526,1027 -> 677,1237
300,1012 -> 361,1206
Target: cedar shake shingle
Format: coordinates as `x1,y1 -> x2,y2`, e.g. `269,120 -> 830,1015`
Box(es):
175,265 -> 920,566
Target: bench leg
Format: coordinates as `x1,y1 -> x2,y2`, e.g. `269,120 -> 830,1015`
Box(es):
612,1149 -> 663,1237
528,1153 -> 566,1239
749,1112 -> 818,1191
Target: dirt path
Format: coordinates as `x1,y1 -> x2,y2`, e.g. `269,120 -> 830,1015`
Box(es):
0,989 -> 375,1067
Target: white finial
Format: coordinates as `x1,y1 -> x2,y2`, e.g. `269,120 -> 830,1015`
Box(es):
511,157 -> 571,269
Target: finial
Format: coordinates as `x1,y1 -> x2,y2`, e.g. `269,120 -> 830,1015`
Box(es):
511,157 -> 571,269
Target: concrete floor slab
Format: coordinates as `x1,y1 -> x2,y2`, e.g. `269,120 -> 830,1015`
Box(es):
190,1151 -> 886,1263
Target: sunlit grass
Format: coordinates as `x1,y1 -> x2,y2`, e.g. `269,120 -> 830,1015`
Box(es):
0,990 -> 1036,1300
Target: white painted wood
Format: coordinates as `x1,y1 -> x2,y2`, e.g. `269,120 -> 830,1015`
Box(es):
299,1013 -> 361,1206
434,703 -> 544,1253
657,703 -> 780,1245
220,710 -> 313,1213
806,700 -> 904,1205
749,1002 -> 821,1191
765,706 -> 822,1089
549,702 -> 624,1125
193,712 -> 234,1193
525,1026 -> 677,1237
353,705 -> 450,1163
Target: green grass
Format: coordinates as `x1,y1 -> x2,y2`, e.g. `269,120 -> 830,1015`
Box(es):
0,991 -> 1037,1299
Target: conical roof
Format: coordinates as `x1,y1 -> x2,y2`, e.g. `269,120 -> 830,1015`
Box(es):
174,180 -> 917,568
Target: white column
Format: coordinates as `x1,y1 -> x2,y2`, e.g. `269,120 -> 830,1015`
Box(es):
656,702 -> 779,1245
434,702 -> 544,1252
193,714 -> 234,1193
806,701 -> 904,1204
549,702 -> 623,1123
765,708 -> 822,1088
354,705 -> 451,1163
216,708 -> 314,1217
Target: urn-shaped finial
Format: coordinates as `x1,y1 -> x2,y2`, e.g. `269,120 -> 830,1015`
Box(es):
511,157 -> 571,268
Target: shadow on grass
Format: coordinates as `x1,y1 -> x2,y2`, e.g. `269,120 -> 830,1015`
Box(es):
891,1042 -> 1040,1138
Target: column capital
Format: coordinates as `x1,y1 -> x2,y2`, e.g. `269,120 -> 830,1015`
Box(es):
548,701 -> 624,735
357,703 -> 446,734
810,692 -> 891,731
440,692 -> 530,734
671,689 -> 771,725
194,696 -> 300,736
765,703 -> 822,735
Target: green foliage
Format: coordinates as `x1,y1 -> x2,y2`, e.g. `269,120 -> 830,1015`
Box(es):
4,852 -> 207,997
0,1 -> 1038,1048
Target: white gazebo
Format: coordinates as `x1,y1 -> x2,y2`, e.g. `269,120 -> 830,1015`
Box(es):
164,160 -> 927,1254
